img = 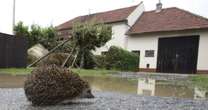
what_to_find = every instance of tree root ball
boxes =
[24,65,94,106]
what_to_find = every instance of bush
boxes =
[95,55,106,69]
[76,51,96,69]
[100,46,139,71]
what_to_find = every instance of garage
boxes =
[156,36,199,74]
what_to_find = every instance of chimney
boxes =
[156,0,162,13]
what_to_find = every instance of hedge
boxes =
[95,46,139,71]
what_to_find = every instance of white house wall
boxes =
[127,30,208,71]
[94,22,129,55]
[198,32,208,70]
[127,34,158,69]
[94,3,145,55]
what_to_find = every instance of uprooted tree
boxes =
[28,21,112,69]
[70,21,112,68]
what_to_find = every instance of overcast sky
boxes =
[0,0,208,34]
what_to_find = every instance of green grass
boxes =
[0,68,33,75]
[72,68,118,77]
[0,68,118,77]
[191,75,208,89]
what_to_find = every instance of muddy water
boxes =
[0,75,207,100]
[0,74,26,88]
[84,76,208,100]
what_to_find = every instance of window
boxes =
[145,50,154,57]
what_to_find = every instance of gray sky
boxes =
[0,0,208,34]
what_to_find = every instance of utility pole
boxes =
[88,8,92,16]
[12,0,16,34]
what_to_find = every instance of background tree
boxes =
[40,26,58,50]
[14,21,58,49]
[29,24,42,48]
[14,21,29,37]
[71,21,112,68]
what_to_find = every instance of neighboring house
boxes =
[56,2,208,74]
[0,32,28,68]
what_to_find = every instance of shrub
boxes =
[95,55,106,69]
[104,46,139,71]
[76,51,96,69]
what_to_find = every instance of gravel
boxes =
[1,88,208,110]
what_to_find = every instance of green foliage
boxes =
[29,24,42,48]
[97,46,139,71]
[14,21,29,37]
[95,55,106,69]
[72,68,118,77]
[76,51,96,69]
[0,68,33,75]
[71,21,112,68]
[14,21,111,69]
[191,75,208,90]
[40,26,58,50]
[14,21,58,49]
[72,21,112,50]
[0,68,117,76]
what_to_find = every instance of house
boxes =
[0,32,28,68]
[56,2,208,74]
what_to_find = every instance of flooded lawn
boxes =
[0,74,207,100]
[0,74,26,88]
[0,74,208,110]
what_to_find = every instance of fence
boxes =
[0,33,28,68]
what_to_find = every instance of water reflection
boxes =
[137,78,155,96]
[194,87,208,100]
[0,74,25,88]
[137,78,194,99]
[83,76,138,94]
[84,77,208,100]
[0,75,207,100]
[136,78,208,100]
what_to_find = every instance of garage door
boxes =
[157,36,199,74]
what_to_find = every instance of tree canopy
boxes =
[14,21,29,38]
[14,21,58,49]
[71,21,112,68]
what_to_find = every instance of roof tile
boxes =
[56,5,137,30]
[128,7,208,34]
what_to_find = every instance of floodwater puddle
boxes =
[84,76,208,100]
[0,74,207,100]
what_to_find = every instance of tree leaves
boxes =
[14,21,58,49]
[71,21,112,68]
